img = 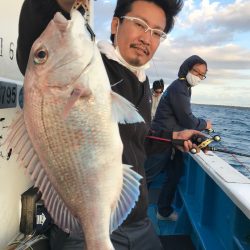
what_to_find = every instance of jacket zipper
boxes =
[129,125,138,171]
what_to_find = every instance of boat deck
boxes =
[148,173,195,250]
[148,153,250,250]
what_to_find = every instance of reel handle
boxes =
[213,135,221,142]
[190,148,198,154]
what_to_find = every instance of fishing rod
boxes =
[207,147,250,158]
[204,129,250,158]
[146,130,221,152]
[147,129,250,159]
[190,129,250,157]
[190,128,250,173]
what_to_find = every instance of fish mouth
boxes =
[48,46,95,90]
[54,12,68,27]
[47,60,92,90]
[53,56,85,71]
[69,54,94,86]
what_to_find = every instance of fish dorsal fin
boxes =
[111,91,145,124]
[5,113,81,234]
[109,164,142,233]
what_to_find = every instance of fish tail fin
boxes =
[109,164,142,233]
[111,91,144,124]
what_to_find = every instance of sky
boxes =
[93,0,250,107]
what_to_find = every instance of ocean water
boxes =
[192,104,250,178]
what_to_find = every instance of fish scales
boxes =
[25,88,120,208]
[6,10,144,250]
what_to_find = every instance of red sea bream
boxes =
[6,10,144,250]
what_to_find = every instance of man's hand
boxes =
[57,0,89,13]
[206,120,212,130]
[172,130,205,152]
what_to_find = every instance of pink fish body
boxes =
[6,10,144,250]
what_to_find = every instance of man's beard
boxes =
[129,58,142,67]
[129,43,150,66]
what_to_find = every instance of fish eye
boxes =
[34,47,48,64]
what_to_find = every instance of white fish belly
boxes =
[24,89,123,246]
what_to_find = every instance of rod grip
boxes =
[172,139,185,146]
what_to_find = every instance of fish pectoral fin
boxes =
[109,164,142,233]
[62,86,92,119]
[111,91,145,124]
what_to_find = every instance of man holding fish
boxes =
[16,0,202,249]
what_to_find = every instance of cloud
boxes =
[214,0,250,32]
[93,0,250,107]
[94,0,115,40]
[192,82,250,107]
[176,0,250,44]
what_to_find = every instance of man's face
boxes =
[153,88,163,97]
[111,1,166,66]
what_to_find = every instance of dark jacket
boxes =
[151,55,207,132]
[102,55,152,224]
[16,0,153,227]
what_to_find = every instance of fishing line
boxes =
[146,129,250,174]
[205,129,250,174]
[215,141,250,174]
[151,59,160,81]
[207,147,250,158]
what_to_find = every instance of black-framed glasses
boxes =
[192,68,206,80]
[120,16,167,42]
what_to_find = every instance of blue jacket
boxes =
[151,55,207,132]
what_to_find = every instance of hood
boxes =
[178,55,207,78]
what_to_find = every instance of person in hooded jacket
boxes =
[145,55,212,221]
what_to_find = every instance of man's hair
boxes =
[110,0,183,42]
[153,79,164,90]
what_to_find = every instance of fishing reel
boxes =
[190,133,221,154]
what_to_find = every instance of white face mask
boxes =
[186,72,201,87]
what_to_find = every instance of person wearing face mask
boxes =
[16,1,206,249]
[144,55,212,222]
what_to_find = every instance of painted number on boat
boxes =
[0,37,15,60]
[0,81,17,109]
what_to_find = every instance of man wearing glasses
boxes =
[146,55,212,222]
[17,1,203,249]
